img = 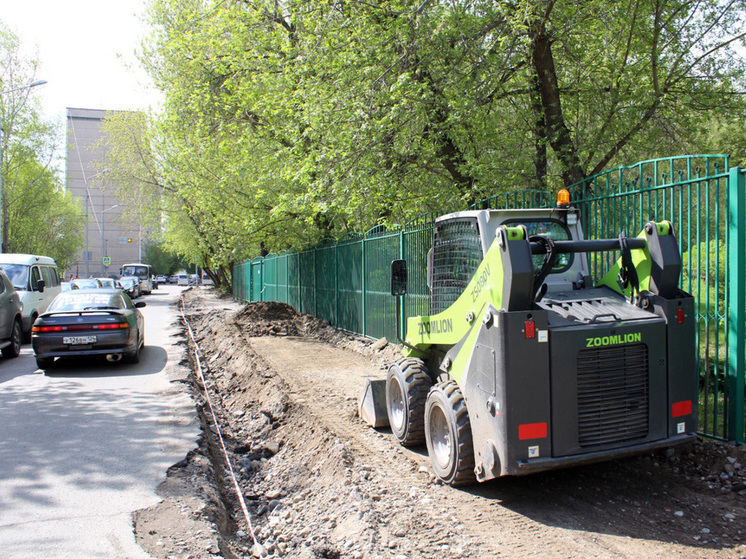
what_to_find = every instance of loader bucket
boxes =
[359,379,389,428]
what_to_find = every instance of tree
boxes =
[142,239,188,276]
[521,0,746,189]
[136,0,746,263]
[0,22,83,266]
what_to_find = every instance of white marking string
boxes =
[180,305,259,547]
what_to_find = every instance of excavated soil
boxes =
[139,288,746,558]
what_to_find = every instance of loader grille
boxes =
[430,218,483,315]
[576,342,649,447]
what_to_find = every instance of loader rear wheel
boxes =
[386,358,432,446]
[425,381,475,486]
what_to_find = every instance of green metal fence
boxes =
[233,155,745,443]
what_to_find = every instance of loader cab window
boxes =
[430,218,483,315]
[505,219,573,273]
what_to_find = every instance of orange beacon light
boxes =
[557,189,570,207]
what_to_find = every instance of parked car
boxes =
[0,269,23,359]
[155,275,168,285]
[169,275,179,284]
[177,274,189,286]
[96,277,118,289]
[0,254,62,340]
[31,288,146,370]
[119,276,140,299]
[71,278,103,290]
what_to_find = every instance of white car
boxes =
[0,254,62,339]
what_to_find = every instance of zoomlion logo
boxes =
[586,332,642,348]
[418,318,453,336]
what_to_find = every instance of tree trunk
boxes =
[530,28,586,190]
[529,70,548,190]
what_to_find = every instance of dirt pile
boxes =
[143,288,746,559]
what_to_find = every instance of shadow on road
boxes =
[41,345,168,378]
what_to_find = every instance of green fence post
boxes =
[727,166,745,443]
[361,235,367,338]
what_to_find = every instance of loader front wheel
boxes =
[386,358,432,446]
[425,381,475,486]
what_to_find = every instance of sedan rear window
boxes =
[48,293,125,312]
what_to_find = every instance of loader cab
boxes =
[428,208,590,314]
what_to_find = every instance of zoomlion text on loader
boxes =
[359,189,698,486]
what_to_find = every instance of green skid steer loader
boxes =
[359,191,697,485]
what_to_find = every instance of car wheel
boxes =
[36,356,55,370]
[2,319,22,358]
[124,341,140,364]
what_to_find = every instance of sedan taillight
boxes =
[33,322,129,333]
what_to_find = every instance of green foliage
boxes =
[0,22,83,270]
[128,0,746,271]
[143,239,188,275]
[682,238,727,317]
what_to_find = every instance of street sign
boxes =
[103,257,111,265]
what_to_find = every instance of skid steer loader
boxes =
[359,190,697,485]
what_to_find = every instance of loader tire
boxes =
[386,358,432,446]
[425,380,475,486]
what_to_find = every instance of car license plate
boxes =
[63,335,97,345]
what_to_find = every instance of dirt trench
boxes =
[141,288,746,559]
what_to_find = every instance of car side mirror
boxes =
[135,301,146,308]
[36,279,46,293]
[391,259,407,296]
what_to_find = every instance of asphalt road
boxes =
[0,285,199,558]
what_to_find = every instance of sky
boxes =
[1,0,162,125]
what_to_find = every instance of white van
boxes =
[0,254,61,339]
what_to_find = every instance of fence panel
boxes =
[314,243,338,325]
[251,258,263,302]
[363,229,401,341]
[337,236,363,334]
[299,249,316,315]
[233,261,249,301]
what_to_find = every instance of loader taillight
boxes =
[672,400,692,417]
[524,320,535,339]
[557,189,570,207]
[676,307,685,324]
[519,422,547,440]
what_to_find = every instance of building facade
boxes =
[66,108,143,279]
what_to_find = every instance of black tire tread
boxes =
[2,319,22,358]
[426,380,475,486]
[387,358,432,446]
[36,356,54,370]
